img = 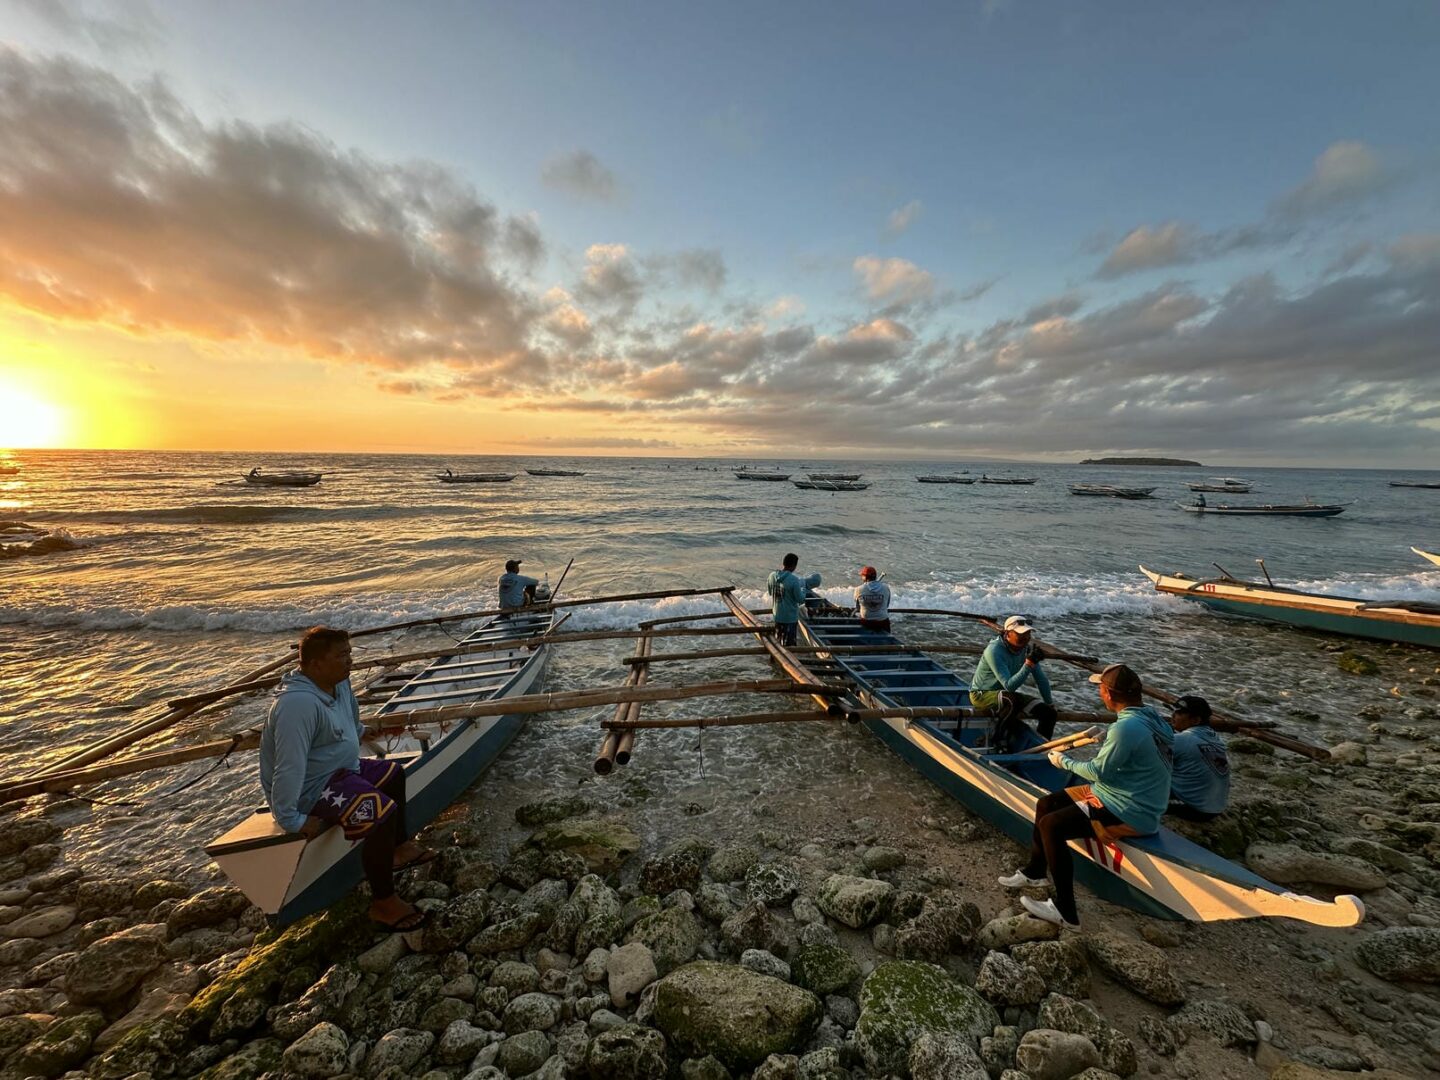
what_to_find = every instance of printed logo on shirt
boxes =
[1152,733,1173,768]
[1200,742,1230,776]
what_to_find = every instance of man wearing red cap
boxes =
[854,566,892,631]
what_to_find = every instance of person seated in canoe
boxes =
[260,626,435,932]
[969,615,1058,746]
[249,467,259,477]
[1195,493,1206,508]
[854,565,892,632]
[1166,694,1230,821]
[767,552,822,647]
[999,662,1174,928]
[497,558,539,610]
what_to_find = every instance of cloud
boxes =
[11,0,161,54]
[1273,141,1387,218]
[885,200,923,237]
[649,248,727,292]
[520,435,676,448]
[1096,222,1193,278]
[540,149,621,202]
[576,243,643,313]
[853,255,935,306]
[0,48,545,383]
[807,318,914,365]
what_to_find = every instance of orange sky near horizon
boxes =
[0,309,705,456]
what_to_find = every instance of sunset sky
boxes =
[0,1,1437,464]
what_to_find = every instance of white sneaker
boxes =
[1021,894,1080,929]
[997,870,1047,888]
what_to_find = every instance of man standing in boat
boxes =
[970,615,1058,745]
[260,627,433,932]
[854,566,892,632]
[1167,695,1230,821]
[1000,662,1174,928]
[767,552,822,647]
[498,559,539,610]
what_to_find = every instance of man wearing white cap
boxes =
[969,615,1058,746]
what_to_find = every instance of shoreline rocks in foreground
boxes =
[0,775,1439,1079]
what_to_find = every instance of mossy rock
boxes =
[88,1018,188,1080]
[625,906,704,974]
[7,1012,105,1076]
[790,942,861,995]
[654,961,820,1070]
[195,1036,284,1079]
[854,960,999,1075]
[527,818,641,874]
[515,794,591,827]
[1337,652,1381,677]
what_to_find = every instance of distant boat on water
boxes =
[979,474,1037,485]
[526,468,586,477]
[793,479,869,491]
[437,471,516,483]
[1187,477,1252,493]
[1415,548,1440,568]
[807,472,861,481]
[1069,483,1156,499]
[734,470,791,481]
[916,475,974,484]
[1391,480,1440,489]
[1180,499,1348,518]
[244,468,322,487]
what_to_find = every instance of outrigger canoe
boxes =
[734,471,791,481]
[1414,548,1440,567]
[1180,501,1347,517]
[1069,484,1156,499]
[1141,565,1440,649]
[793,479,870,491]
[795,603,1363,925]
[438,472,517,483]
[244,470,322,487]
[208,607,554,926]
[917,475,975,484]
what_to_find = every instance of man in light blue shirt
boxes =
[970,615,1058,745]
[766,552,822,647]
[999,663,1174,929]
[498,559,539,609]
[260,626,433,931]
[1167,695,1230,821]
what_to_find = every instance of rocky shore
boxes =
[4,722,1440,1080]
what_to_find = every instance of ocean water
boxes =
[1,450,1437,878]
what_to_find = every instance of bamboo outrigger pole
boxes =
[0,677,847,804]
[614,634,650,766]
[720,592,842,715]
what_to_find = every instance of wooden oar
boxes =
[721,592,842,715]
[1020,726,1103,755]
[548,558,575,604]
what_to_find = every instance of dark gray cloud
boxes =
[539,149,621,202]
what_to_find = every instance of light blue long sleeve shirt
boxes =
[1058,704,1174,835]
[766,569,822,624]
[259,673,362,832]
[970,637,1053,703]
[1171,725,1231,815]
[498,572,539,609]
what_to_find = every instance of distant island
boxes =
[1078,456,1201,466]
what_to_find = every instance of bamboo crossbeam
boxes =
[347,585,734,639]
[721,593,841,715]
[622,642,997,665]
[0,677,845,803]
[600,706,1116,731]
[639,607,769,628]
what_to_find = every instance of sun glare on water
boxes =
[0,382,67,448]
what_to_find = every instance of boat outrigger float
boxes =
[1141,564,1440,649]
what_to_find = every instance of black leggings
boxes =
[361,768,409,901]
[1022,791,1123,925]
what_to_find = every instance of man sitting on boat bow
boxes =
[1000,663,1174,928]
[260,626,434,932]
[970,615,1058,747]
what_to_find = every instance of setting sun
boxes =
[0,382,66,448]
